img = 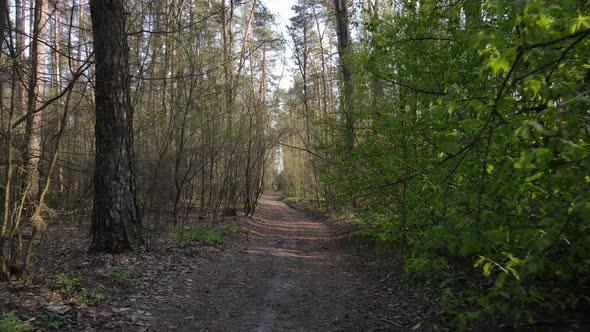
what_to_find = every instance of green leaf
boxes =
[526,259,543,274]
[460,236,481,256]
[441,141,460,154]
[506,266,520,280]
[474,256,486,267]
[524,119,544,133]
[526,171,544,182]
[436,133,460,155]
[572,201,590,219]
[483,262,493,276]
[524,77,543,96]
[494,272,508,288]
[488,48,511,74]
[485,229,506,243]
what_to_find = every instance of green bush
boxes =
[321,0,590,328]
[55,276,106,305]
[0,312,31,332]
[55,276,80,296]
[34,311,64,330]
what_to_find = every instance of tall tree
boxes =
[89,0,142,252]
[0,0,10,280]
[0,0,6,40]
[333,0,354,149]
[23,0,48,203]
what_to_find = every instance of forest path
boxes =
[146,193,423,331]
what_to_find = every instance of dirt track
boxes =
[146,194,429,331]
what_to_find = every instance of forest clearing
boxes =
[1,0,590,330]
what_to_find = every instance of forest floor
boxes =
[1,193,440,331]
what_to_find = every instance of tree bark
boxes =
[52,0,65,192]
[0,0,6,40]
[23,0,48,202]
[15,0,25,125]
[90,0,142,252]
[333,0,355,149]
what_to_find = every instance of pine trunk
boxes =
[90,0,142,252]
[334,0,354,149]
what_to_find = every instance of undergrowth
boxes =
[0,312,30,332]
[171,224,236,246]
[111,268,133,286]
[55,275,106,305]
[35,310,65,330]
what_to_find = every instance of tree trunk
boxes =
[0,0,10,280]
[52,0,65,192]
[90,0,143,252]
[0,0,6,46]
[24,0,48,203]
[333,0,354,149]
[15,0,25,128]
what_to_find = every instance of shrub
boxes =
[0,312,31,332]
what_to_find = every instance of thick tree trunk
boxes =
[334,0,354,149]
[90,0,143,252]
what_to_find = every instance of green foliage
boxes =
[55,276,106,305]
[0,312,31,332]
[56,276,80,296]
[171,224,235,246]
[322,0,590,328]
[111,268,133,286]
[346,227,399,260]
[88,287,106,305]
[34,311,64,330]
[74,287,106,305]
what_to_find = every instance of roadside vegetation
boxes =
[279,0,590,328]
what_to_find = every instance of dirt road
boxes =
[145,194,428,331]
